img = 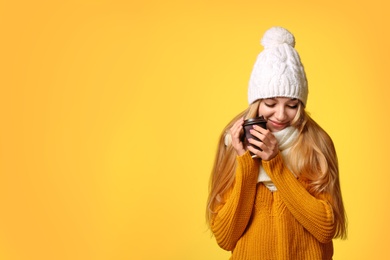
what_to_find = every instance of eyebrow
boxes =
[267,98,298,101]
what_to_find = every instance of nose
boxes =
[275,106,287,121]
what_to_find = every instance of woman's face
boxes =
[258,97,299,132]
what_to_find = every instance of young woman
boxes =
[206,27,347,259]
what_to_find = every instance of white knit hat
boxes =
[247,27,308,106]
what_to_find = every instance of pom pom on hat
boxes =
[261,26,295,49]
[248,26,308,106]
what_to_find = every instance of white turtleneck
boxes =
[257,126,299,191]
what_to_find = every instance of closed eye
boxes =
[264,103,276,107]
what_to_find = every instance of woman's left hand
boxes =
[247,125,279,161]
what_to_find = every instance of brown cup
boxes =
[243,116,267,155]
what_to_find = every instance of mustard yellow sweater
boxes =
[211,151,336,259]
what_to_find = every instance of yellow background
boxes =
[0,0,389,259]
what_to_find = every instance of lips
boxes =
[268,120,288,129]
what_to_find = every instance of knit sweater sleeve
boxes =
[262,153,336,243]
[211,151,259,251]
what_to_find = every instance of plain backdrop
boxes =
[0,0,389,259]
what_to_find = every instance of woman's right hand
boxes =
[230,117,246,156]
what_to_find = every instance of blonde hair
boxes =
[206,100,347,239]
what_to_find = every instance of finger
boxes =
[249,129,274,150]
[248,144,274,161]
[230,125,242,140]
[248,145,268,158]
[252,127,276,147]
[250,125,269,142]
[230,118,244,138]
[247,145,259,156]
[232,117,244,130]
[248,139,273,158]
[252,124,267,134]
[229,118,247,155]
[248,132,276,153]
[249,128,265,142]
[248,133,263,148]
[263,134,278,148]
[230,118,245,146]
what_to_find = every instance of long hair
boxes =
[206,100,260,223]
[288,107,347,239]
[206,100,347,239]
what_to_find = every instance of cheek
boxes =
[287,110,298,123]
[287,110,298,120]
[258,105,272,118]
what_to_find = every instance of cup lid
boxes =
[243,116,267,125]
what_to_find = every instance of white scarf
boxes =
[257,126,299,191]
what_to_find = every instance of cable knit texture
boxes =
[211,151,336,259]
[247,27,308,106]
